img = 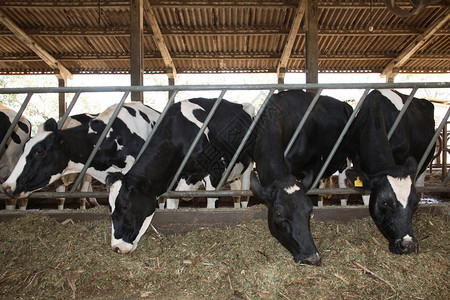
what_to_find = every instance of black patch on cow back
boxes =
[139,110,150,123]
[18,120,30,134]
[123,106,136,117]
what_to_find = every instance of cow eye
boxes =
[380,200,390,208]
[32,148,45,157]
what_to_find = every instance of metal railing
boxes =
[0,82,449,203]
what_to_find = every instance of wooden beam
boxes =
[381,7,450,79]
[276,0,305,82]
[58,78,67,118]
[306,0,319,85]
[144,1,177,79]
[0,10,72,80]
[130,0,144,102]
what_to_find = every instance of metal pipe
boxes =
[0,93,33,153]
[0,82,448,94]
[133,90,178,165]
[416,106,450,177]
[58,91,81,129]
[387,87,417,140]
[167,90,227,191]
[216,89,276,190]
[311,88,371,189]
[69,91,130,192]
[284,88,323,157]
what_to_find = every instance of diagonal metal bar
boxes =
[387,87,417,140]
[58,91,81,129]
[216,89,276,190]
[416,106,450,178]
[167,90,227,192]
[70,91,130,192]
[284,88,323,157]
[133,90,179,166]
[0,93,33,153]
[311,88,371,189]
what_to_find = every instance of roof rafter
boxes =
[276,0,306,81]
[381,6,450,79]
[0,10,72,80]
[144,1,177,79]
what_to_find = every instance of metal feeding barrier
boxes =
[0,82,449,206]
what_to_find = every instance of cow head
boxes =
[2,118,69,198]
[250,172,321,266]
[346,156,419,254]
[106,172,157,254]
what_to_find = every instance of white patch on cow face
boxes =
[284,184,301,194]
[3,131,52,191]
[111,212,155,254]
[387,175,412,208]
[378,89,403,111]
[180,100,209,139]
[108,180,122,213]
[403,234,412,242]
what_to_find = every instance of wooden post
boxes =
[58,78,66,118]
[305,0,318,88]
[130,0,144,102]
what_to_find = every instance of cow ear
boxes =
[43,118,58,132]
[250,171,270,203]
[106,172,125,187]
[300,169,314,189]
[345,168,370,189]
[405,156,418,180]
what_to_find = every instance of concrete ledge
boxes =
[0,204,448,235]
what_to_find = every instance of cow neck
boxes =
[125,137,183,198]
[58,124,93,164]
[351,100,397,176]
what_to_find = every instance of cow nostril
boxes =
[113,247,121,254]
[300,252,322,266]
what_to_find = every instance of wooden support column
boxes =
[130,0,144,102]
[58,78,66,118]
[305,0,319,86]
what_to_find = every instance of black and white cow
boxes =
[106,98,254,254]
[55,113,100,210]
[344,89,435,254]
[2,102,160,199]
[250,90,353,266]
[0,104,31,210]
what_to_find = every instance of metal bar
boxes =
[69,91,130,192]
[133,90,178,166]
[0,82,448,94]
[284,88,323,157]
[387,87,417,140]
[3,185,448,200]
[58,91,81,129]
[167,90,227,192]
[311,88,371,189]
[416,106,450,177]
[216,89,276,190]
[0,93,33,153]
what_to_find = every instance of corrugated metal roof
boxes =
[0,0,448,76]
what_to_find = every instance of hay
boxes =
[0,206,448,299]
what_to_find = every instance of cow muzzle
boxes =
[390,236,418,254]
[294,252,322,266]
[111,240,135,254]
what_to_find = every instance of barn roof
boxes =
[0,1,448,79]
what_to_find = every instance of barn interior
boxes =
[0,1,449,208]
